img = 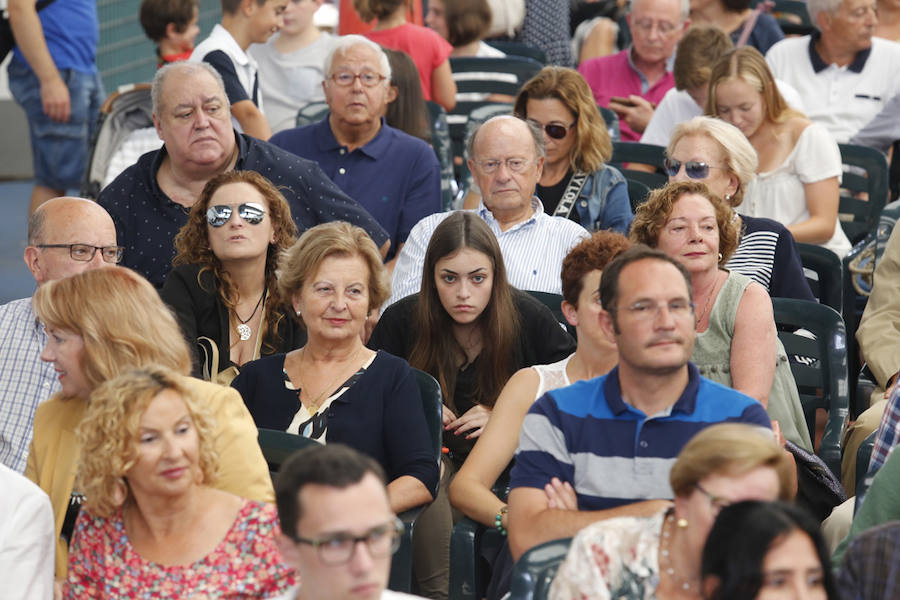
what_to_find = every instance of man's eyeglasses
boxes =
[630,18,680,36]
[472,158,534,174]
[291,517,404,566]
[528,119,576,140]
[329,71,388,87]
[663,158,724,180]
[36,244,124,264]
[620,299,694,321]
[206,203,267,227]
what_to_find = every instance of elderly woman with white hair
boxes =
[665,116,814,301]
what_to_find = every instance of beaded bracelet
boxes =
[494,505,508,536]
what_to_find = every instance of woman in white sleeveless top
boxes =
[448,231,629,529]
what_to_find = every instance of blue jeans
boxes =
[8,59,104,190]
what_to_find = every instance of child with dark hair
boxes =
[139,0,201,65]
[190,0,289,140]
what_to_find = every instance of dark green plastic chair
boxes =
[525,291,575,337]
[295,101,329,127]
[388,368,444,593]
[449,57,543,97]
[448,474,511,600]
[626,176,653,213]
[839,143,890,245]
[597,106,621,142]
[796,243,842,312]
[609,141,667,171]
[425,101,456,211]
[257,428,318,478]
[758,0,815,35]
[772,298,850,477]
[485,41,548,64]
[508,537,573,600]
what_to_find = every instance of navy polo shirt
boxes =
[511,363,771,510]
[270,117,441,258]
[98,131,389,288]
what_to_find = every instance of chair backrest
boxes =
[257,428,319,478]
[838,143,890,245]
[509,537,573,600]
[610,141,667,171]
[772,298,850,477]
[484,40,548,64]
[425,100,457,211]
[626,176,653,213]
[597,106,621,142]
[796,243,842,311]
[854,430,877,513]
[412,368,443,468]
[295,101,330,127]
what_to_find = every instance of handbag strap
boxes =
[553,171,590,220]
[735,0,774,47]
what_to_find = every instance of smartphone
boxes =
[609,96,637,107]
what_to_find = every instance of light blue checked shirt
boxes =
[386,199,589,308]
[0,298,59,473]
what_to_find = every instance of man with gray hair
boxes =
[385,115,588,307]
[577,0,690,141]
[98,60,389,288]
[270,36,441,262]
[766,0,900,143]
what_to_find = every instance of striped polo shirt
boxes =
[510,363,771,510]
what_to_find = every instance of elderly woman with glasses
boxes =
[160,170,304,383]
[509,66,633,234]
[631,181,812,450]
[665,116,814,301]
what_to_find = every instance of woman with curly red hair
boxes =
[161,170,303,383]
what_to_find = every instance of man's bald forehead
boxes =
[29,197,114,245]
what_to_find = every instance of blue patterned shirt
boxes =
[0,298,59,473]
[385,199,588,307]
[870,383,900,474]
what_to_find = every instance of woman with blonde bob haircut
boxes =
[552,423,794,599]
[232,222,437,514]
[64,366,294,597]
[29,267,273,579]
[511,66,633,233]
[162,170,302,383]
[631,181,812,451]
[666,116,813,300]
[706,47,850,257]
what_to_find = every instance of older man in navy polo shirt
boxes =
[270,36,441,263]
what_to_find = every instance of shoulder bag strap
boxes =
[553,171,590,220]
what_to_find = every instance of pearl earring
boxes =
[676,517,688,528]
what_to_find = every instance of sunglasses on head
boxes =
[206,202,267,227]
[663,158,721,180]
[527,119,575,140]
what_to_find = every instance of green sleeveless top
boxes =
[692,271,813,451]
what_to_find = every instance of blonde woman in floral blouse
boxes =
[549,424,793,600]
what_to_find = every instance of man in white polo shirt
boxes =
[765,0,900,143]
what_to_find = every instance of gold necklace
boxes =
[659,513,700,593]
[298,346,363,412]
[695,271,721,326]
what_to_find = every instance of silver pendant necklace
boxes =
[235,288,266,342]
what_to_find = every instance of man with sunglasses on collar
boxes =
[98,60,389,289]
[270,36,442,265]
[0,197,119,475]
[385,115,588,307]
[271,443,423,600]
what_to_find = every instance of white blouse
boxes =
[741,123,851,257]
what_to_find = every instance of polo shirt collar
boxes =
[314,114,389,159]
[626,45,675,84]
[152,130,245,202]
[808,30,871,73]
[477,196,543,228]
[603,362,701,416]
[210,24,254,69]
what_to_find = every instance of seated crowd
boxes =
[7,0,900,597]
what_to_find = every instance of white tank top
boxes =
[533,354,573,399]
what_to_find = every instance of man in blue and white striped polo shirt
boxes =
[507,245,771,560]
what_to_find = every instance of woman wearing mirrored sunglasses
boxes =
[706,47,850,258]
[509,66,633,234]
[161,170,303,384]
[631,181,813,451]
[666,116,814,302]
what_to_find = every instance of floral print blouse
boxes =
[64,500,296,598]
[549,508,667,600]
